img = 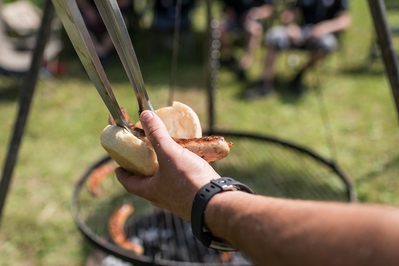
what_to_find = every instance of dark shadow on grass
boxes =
[274,77,307,104]
[235,76,306,104]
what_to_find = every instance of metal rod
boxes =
[205,0,216,133]
[93,0,154,114]
[167,0,183,106]
[0,0,54,227]
[313,67,338,162]
[53,0,131,129]
[367,0,399,121]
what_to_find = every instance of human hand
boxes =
[309,24,329,41]
[286,24,302,46]
[115,111,221,221]
[280,9,295,25]
[245,7,261,21]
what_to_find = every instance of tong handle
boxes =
[93,0,155,114]
[52,0,131,130]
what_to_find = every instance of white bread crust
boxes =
[100,125,158,176]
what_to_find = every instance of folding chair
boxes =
[0,0,63,76]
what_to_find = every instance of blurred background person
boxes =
[218,0,274,80]
[76,0,133,64]
[0,0,64,76]
[244,0,351,100]
[151,0,196,32]
[149,0,197,57]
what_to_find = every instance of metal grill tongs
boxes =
[51,0,154,130]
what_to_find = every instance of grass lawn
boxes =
[1,0,399,265]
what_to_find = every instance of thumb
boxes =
[139,110,178,155]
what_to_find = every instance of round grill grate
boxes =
[71,130,356,266]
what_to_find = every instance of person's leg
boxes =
[99,33,115,61]
[289,33,337,95]
[218,19,238,67]
[289,50,325,95]
[238,19,264,71]
[261,46,278,89]
[87,31,106,57]
[244,26,290,99]
[243,47,278,99]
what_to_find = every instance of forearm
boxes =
[313,11,351,35]
[205,192,399,266]
[280,9,296,25]
[246,5,273,21]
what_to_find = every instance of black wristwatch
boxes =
[191,177,255,251]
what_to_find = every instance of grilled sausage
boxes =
[109,204,144,255]
[173,136,233,162]
[109,111,233,163]
[87,162,116,196]
[130,126,232,162]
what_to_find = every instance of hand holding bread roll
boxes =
[100,125,158,176]
[100,101,231,177]
[115,110,221,221]
[135,101,202,138]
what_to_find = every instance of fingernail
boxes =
[140,111,154,122]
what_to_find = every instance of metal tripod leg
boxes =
[0,0,54,227]
[367,0,399,122]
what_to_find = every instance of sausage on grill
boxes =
[87,162,116,196]
[109,204,144,255]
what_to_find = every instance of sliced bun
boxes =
[100,125,158,177]
[136,101,202,138]
[101,101,201,176]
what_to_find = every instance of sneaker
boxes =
[236,67,247,80]
[289,73,305,96]
[220,56,238,69]
[244,81,274,100]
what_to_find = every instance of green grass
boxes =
[1,1,399,265]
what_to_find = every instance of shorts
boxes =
[153,13,191,31]
[265,25,338,53]
[225,16,265,35]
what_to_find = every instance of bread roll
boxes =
[135,101,202,138]
[100,125,158,176]
[100,101,202,176]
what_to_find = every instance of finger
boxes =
[115,167,149,199]
[139,111,181,156]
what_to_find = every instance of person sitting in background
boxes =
[244,0,351,99]
[218,0,274,80]
[152,0,196,32]
[149,0,197,56]
[116,110,399,266]
[76,0,133,64]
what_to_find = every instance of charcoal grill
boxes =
[72,155,252,266]
[71,129,355,266]
[71,2,355,265]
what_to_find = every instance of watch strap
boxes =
[191,177,255,251]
